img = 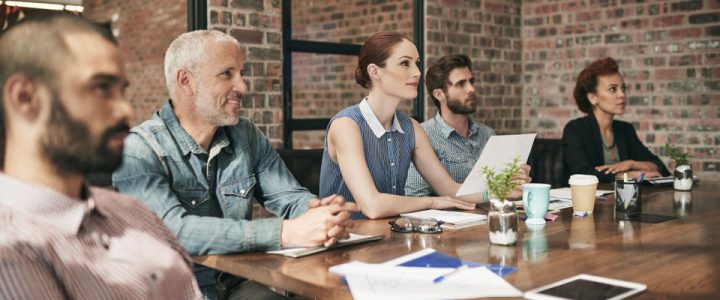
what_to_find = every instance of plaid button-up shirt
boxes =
[0,173,200,299]
[405,113,495,196]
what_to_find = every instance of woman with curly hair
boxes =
[562,57,670,183]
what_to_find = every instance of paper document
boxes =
[332,248,516,278]
[401,209,486,229]
[547,198,573,211]
[339,262,522,300]
[457,134,536,196]
[267,233,383,258]
[549,187,612,200]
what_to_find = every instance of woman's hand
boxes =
[429,196,477,211]
[508,164,532,200]
[619,170,662,180]
[596,160,634,174]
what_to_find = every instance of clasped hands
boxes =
[281,194,358,248]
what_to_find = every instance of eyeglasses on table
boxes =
[389,217,444,234]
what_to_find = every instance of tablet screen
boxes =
[537,278,633,300]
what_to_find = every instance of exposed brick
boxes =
[667,82,699,93]
[605,34,631,44]
[231,0,263,11]
[230,29,263,44]
[705,81,720,91]
[525,17,543,26]
[672,0,703,12]
[653,15,685,27]
[688,13,720,24]
[248,47,280,60]
[668,28,703,39]
[707,26,720,36]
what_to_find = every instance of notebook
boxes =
[401,209,487,230]
[267,233,384,258]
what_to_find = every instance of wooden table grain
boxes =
[193,182,720,299]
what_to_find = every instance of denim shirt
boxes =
[112,101,313,289]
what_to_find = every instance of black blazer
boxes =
[562,114,670,183]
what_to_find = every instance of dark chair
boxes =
[85,172,115,189]
[275,148,324,195]
[527,138,566,188]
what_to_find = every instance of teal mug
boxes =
[522,183,551,225]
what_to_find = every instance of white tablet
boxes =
[524,274,646,300]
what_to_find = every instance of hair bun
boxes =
[355,66,368,88]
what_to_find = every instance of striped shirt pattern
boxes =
[320,99,416,219]
[0,173,200,299]
[405,113,495,196]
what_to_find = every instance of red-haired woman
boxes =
[562,57,670,183]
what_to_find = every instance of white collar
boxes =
[359,98,404,138]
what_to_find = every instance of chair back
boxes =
[527,138,566,188]
[275,148,324,195]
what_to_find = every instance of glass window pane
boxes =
[291,52,419,120]
[292,130,326,149]
[291,0,415,44]
[291,52,364,119]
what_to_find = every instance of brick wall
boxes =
[209,0,284,147]
[522,0,720,176]
[84,0,718,176]
[425,0,523,134]
[83,0,186,126]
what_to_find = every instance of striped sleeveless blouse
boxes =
[319,101,415,219]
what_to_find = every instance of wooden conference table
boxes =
[193,182,720,299]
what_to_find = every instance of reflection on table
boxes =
[193,181,720,299]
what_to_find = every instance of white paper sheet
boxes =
[340,262,522,300]
[456,133,537,196]
[400,209,486,224]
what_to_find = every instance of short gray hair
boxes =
[164,30,240,99]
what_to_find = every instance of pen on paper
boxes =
[432,265,468,283]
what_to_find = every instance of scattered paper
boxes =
[549,187,612,200]
[457,134,536,196]
[339,262,522,300]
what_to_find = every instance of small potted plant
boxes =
[665,142,693,191]
[481,157,521,245]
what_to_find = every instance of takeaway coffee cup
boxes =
[569,175,599,215]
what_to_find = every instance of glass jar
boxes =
[673,165,693,191]
[488,199,518,245]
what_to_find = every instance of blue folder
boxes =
[397,250,517,277]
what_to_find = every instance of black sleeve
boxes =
[562,121,616,183]
[622,124,671,176]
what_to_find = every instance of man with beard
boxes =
[405,55,530,197]
[112,30,356,300]
[0,15,200,299]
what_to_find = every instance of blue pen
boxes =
[432,265,468,283]
[637,172,645,183]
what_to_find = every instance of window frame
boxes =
[281,0,424,148]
